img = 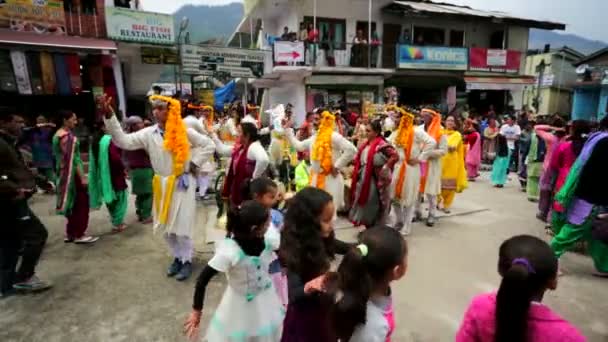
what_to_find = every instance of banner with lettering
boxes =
[0,0,67,35]
[10,50,32,95]
[105,7,175,45]
[398,45,468,71]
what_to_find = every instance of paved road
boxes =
[1,173,607,341]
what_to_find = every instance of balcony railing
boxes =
[65,9,107,39]
[273,41,396,69]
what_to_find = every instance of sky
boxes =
[142,0,608,42]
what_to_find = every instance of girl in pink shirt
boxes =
[456,235,586,342]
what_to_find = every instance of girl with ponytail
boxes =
[456,235,585,342]
[331,225,408,341]
[184,201,284,341]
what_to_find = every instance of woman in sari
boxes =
[464,119,481,181]
[551,117,608,276]
[482,117,499,163]
[52,110,98,244]
[440,116,468,213]
[549,120,590,235]
[536,118,567,222]
[349,119,398,229]
[88,123,128,233]
[490,134,510,188]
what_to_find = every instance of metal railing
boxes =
[273,41,397,69]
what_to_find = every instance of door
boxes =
[383,24,401,69]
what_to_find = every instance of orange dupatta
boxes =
[394,111,415,199]
[419,109,442,193]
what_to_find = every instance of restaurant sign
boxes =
[105,7,174,45]
[0,0,67,35]
[398,45,468,71]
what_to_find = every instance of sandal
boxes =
[74,236,99,244]
[111,224,127,234]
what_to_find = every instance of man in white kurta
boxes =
[417,123,448,227]
[285,123,357,216]
[183,110,215,200]
[388,125,435,235]
[103,103,215,281]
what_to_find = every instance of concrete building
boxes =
[232,0,565,123]
[571,47,608,121]
[522,47,584,116]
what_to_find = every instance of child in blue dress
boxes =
[184,200,284,341]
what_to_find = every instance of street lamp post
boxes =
[175,16,190,95]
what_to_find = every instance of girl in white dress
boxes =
[184,201,284,341]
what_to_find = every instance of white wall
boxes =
[268,83,307,125]
[117,43,166,96]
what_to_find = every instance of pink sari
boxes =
[465,132,481,179]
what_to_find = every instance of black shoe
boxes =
[426,215,437,227]
[175,262,192,281]
[167,258,182,277]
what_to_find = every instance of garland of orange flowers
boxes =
[310,111,335,190]
[150,95,190,174]
[148,95,191,224]
[394,111,415,199]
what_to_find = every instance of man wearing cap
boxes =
[102,96,215,281]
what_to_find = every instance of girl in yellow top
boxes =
[440,116,468,213]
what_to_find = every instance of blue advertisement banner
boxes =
[398,45,468,71]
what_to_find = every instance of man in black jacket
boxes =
[0,110,51,297]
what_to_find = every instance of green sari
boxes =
[89,134,128,226]
[52,131,84,216]
[551,132,608,273]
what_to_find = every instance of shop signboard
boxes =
[140,47,178,65]
[181,45,267,78]
[105,7,174,45]
[274,41,304,63]
[0,0,67,35]
[398,45,468,71]
[469,48,521,73]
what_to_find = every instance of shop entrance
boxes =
[467,90,510,116]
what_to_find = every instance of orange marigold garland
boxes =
[394,110,415,199]
[310,111,335,190]
[150,95,190,175]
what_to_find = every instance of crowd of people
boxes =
[1,92,606,341]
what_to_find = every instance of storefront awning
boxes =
[465,76,535,91]
[0,31,117,51]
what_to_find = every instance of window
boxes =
[449,30,465,47]
[304,16,346,50]
[413,26,445,46]
[490,31,505,49]
[114,0,131,8]
[63,0,97,14]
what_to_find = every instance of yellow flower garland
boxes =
[393,110,415,199]
[202,105,214,131]
[151,95,190,175]
[310,111,335,190]
[149,95,190,225]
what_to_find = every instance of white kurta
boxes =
[213,136,270,178]
[423,133,448,196]
[183,115,216,174]
[286,129,357,211]
[104,115,215,238]
[388,127,435,207]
